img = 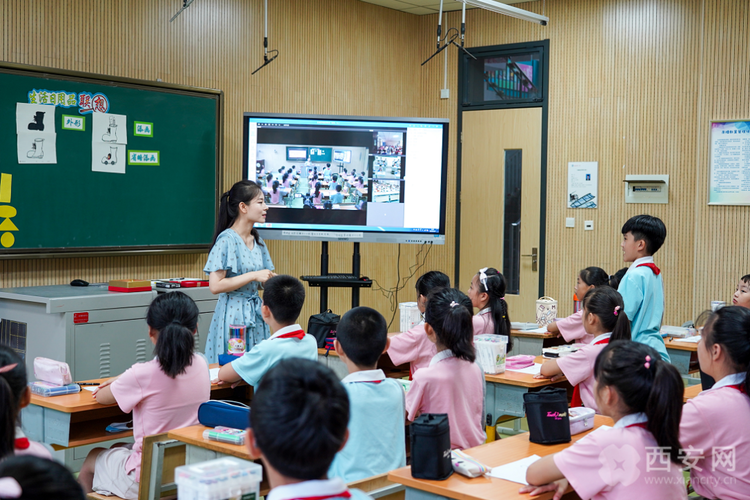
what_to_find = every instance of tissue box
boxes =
[474,334,507,374]
[175,457,262,500]
[399,302,421,332]
[569,407,596,435]
[108,280,152,292]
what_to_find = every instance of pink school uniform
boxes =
[405,351,485,450]
[270,189,282,204]
[472,308,494,335]
[556,333,610,412]
[555,310,594,344]
[680,373,750,500]
[554,413,687,500]
[109,355,210,482]
[387,322,436,378]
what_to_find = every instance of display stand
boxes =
[300,242,372,312]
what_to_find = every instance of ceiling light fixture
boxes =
[458,0,548,26]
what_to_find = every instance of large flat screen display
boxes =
[243,113,449,244]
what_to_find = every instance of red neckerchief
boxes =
[636,263,661,275]
[289,492,351,500]
[274,329,305,340]
[726,384,747,395]
[570,336,610,408]
[625,422,648,429]
[14,437,30,450]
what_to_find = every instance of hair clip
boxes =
[614,306,621,316]
[644,355,651,369]
[478,267,490,291]
[449,301,459,308]
[0,477,22,498]
[0,363,18,374]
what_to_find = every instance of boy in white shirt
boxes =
[215,275,317,389]
[328,307,406,482]
[247,359,373,500]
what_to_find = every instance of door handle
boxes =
[521,247,538,272]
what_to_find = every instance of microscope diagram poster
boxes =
[92,112,127,174]
[567,161,598,208]
[16,103,57,164]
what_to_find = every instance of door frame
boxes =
[455,39,550,297]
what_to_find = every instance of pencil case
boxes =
[33,357,73,386]
[505,355,535,370]
[198,400,250,430]
[203,426,247,445]
[30,381,81,397]
[568,407,596,435]
[451,449,490,478]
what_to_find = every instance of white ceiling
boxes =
[359,0,533,16]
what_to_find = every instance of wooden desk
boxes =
[388,415,614,500]
[484,356,569,435]
[508,329,561,357]
[684,383,702,402]
[318,346,409,380]
[664,338,699,377]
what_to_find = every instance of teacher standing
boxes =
[203,180,275,363]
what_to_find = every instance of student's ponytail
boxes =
[703,306,750,391]
[581,287,631,342]
[272,180,279,194]
[211,180,265,249]
[424,288,475,362]
[147,292,199,379]
[0,346,27,460]
[594,341,683,463]
[476,268,513,352]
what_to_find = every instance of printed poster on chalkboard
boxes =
[92,113,127,174]
[709,120,750,205]
[15,103,57,164]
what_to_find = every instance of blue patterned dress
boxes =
[203,228,275,363]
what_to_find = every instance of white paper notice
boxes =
[92,142,125,174]
[16,103,56,134]
[17,133,57,164]
[82,386,97,392]
[209,368,220,380]
[92,113,128,145]
[676,335,701,343]
[567,162,598,208]
[506,363,542,375]
[709,121,750,205]
[487,455,542,485]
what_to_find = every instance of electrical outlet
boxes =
[440,88,450,99]
[565,218,575,228]
[584,220,594,231]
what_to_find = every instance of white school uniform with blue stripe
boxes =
[328,369,406,482]
[230,324,318,389]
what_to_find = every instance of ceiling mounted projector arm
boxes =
[252,0,279,75]
[169,0,195,22]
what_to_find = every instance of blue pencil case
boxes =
[30,382,81,397]
[198,400,251,430]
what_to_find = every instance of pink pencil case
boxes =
[33,357,73,386]
[505,355,535,370]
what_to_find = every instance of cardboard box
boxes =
[108,280,152,293]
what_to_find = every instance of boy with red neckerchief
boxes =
[618,214,670,362]
[215,275,318,389]
[247,358,373,500]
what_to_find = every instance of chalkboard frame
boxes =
[0,62,223,259]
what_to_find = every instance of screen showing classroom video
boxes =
[244,116,447,235]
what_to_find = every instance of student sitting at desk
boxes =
[330,185,345,204]
[269,180,282,205]
[329,307,406,482]
[388,271,451,377]
[733,273,750,308]
[80,292,211,499]
[247,359,373,500]
[679,306,750,500]
[405,288,485,450]
[0,345,51,460]
[0,456,85,500]
[312,181,323,204]
[216,275,318,389]
[467,267,513,351]
[546,267,609,345]
[537,287,631,412]
[330,173,339,192]
[522,341,686,500]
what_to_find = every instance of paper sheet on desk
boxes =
[675,335,701,343]
[209,367,220,380]
[506,363,542,375]
[487,455,541,485]
[82,386,97,392]
[527,327,549,334]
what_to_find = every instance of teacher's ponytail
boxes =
[211,180,265,249]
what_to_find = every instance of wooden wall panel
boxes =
[418,0,746,326]
[0,0,452,329]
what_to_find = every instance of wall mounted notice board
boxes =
[709,120,750,205]
[0,63,222,257]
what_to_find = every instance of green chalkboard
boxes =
[309,146,332,162]
[0,63,221,257]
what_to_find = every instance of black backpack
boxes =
[307,309,340,349]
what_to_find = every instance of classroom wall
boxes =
[418,0,750,325]
[0,0,451,329]
[2,0,748,329]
